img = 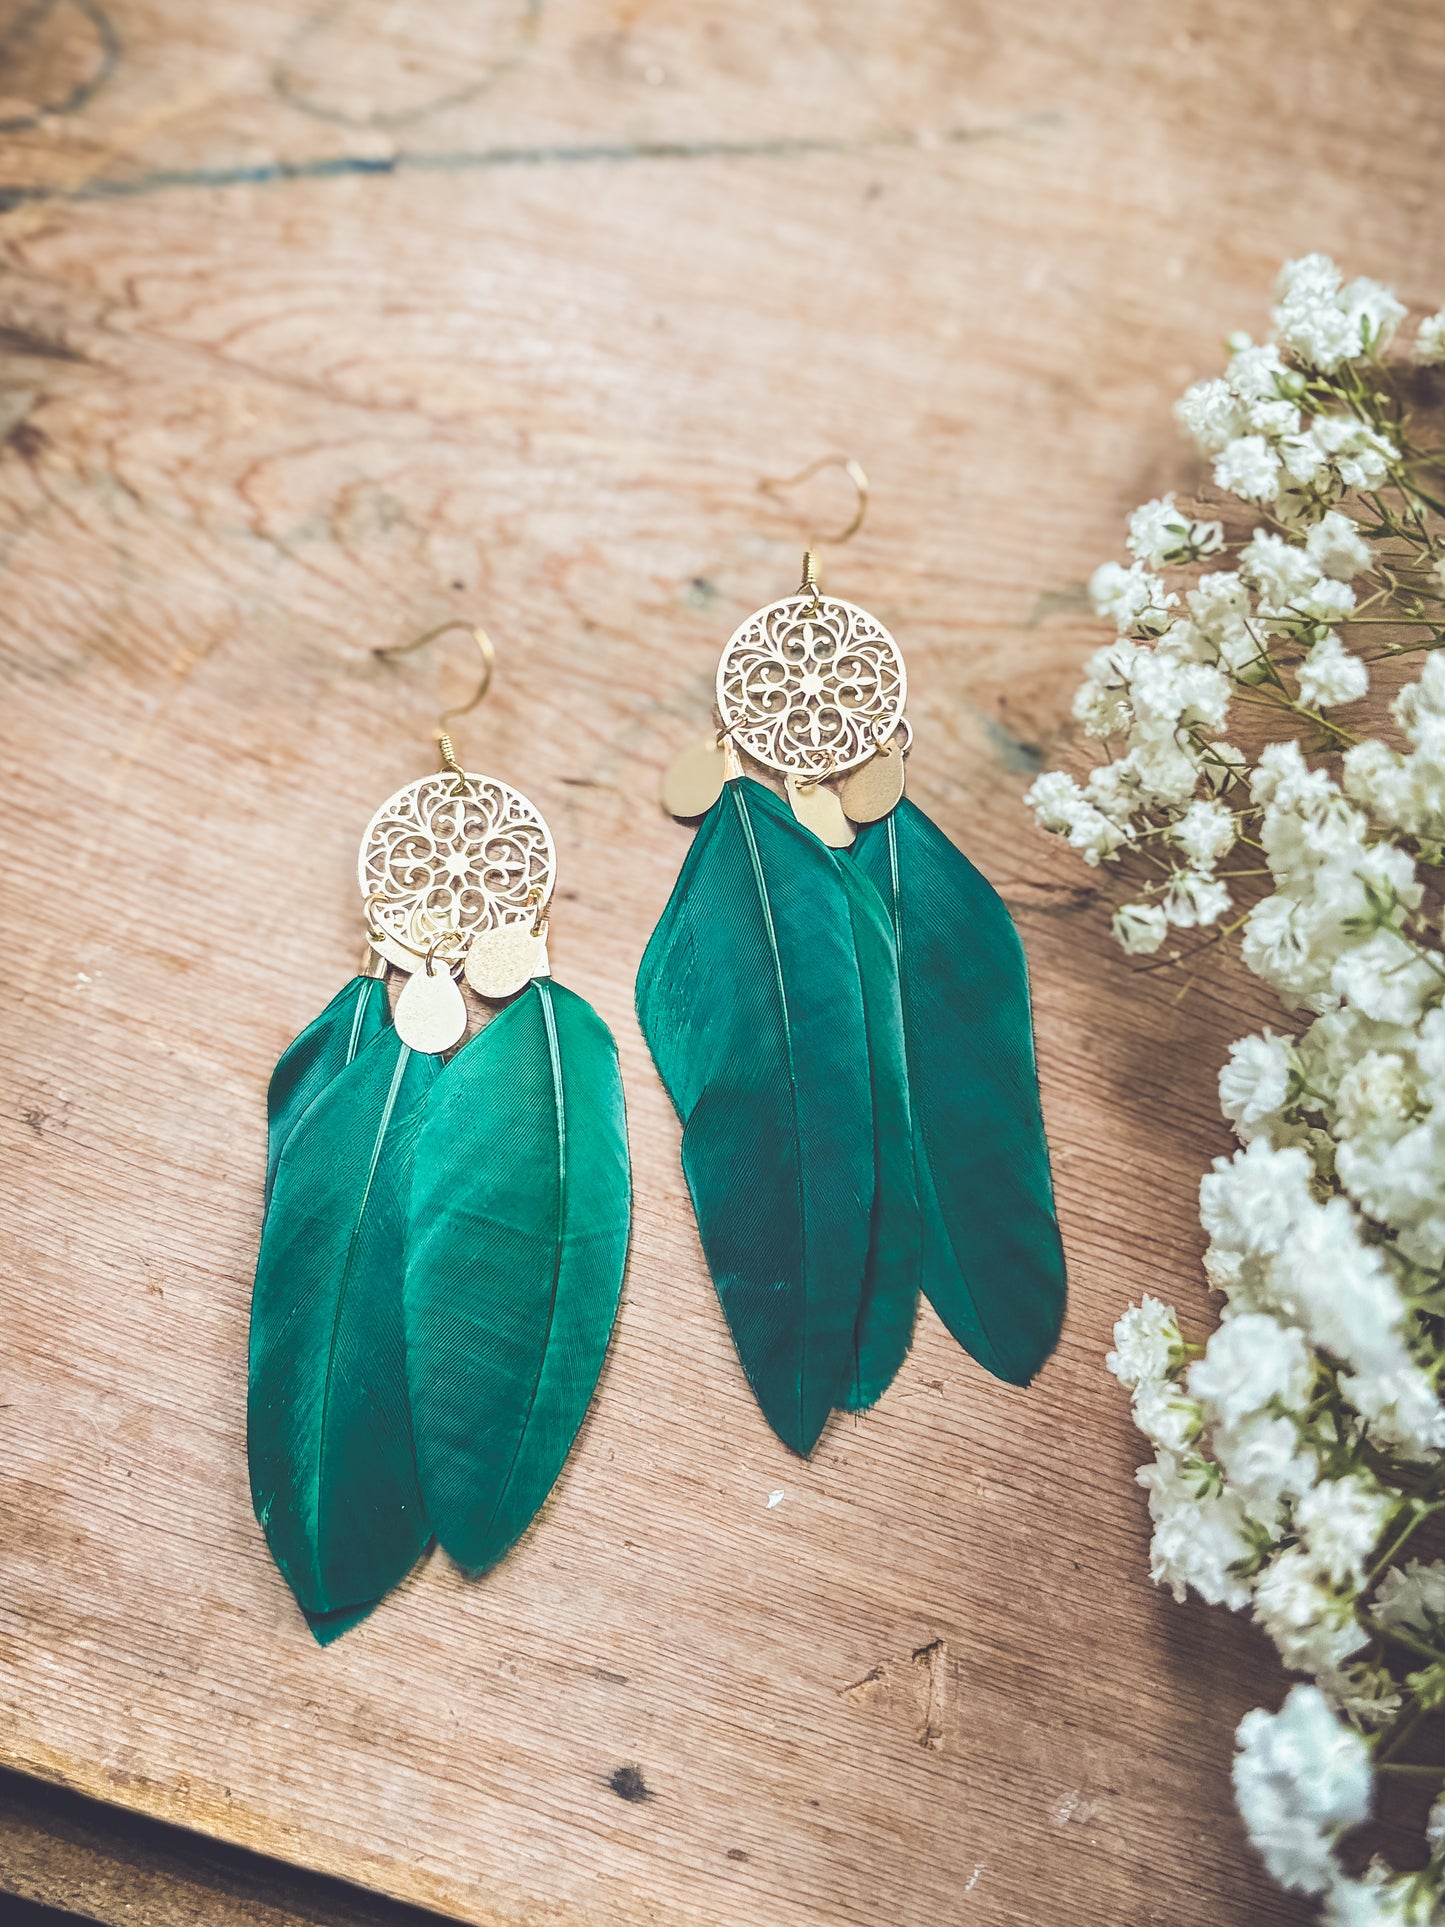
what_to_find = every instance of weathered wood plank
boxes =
[3,1,1442,1921]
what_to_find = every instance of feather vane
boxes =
[636,778,875,1454]
[403,980,630,1572]
[852,799,1066,1384]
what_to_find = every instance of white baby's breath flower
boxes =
[1324,1862,1440,1925]
[1065,804,1130,867]
[1138,1453,1259,1609]
[1172,798,1237,869]
[1414,310,1445,366]
[1241,530,1322,615]
[1025,770,1087,834]
[1126,493,1224,568]
[1107,1295,1186,1390]
[1188,570,1253,638]
[1371,1559,1445,1639]
[1190,1311,1315,1426]
[1299,634,1369,711]
[1294,1475,1396,1586]
[1088,559,1177,634]
[1111,900,1168,955]
[1215,434,1282,503]
[1331,930,1437,1029]
[1219,1031,1294,1136]
[1307,512,1373,581]
[1313,415,1398,491]
[1164,868,1231,929]
[1200,1138,1316,1260]
[1315,1660,1403,1731]
[1341,1367,1445,1459]
[1274,254,1406,371]
[1132,1380,1204,1453]
[1342,740,1420,833]
[1176,376,1246,455]
[1267,1192,1414,1379]
[1213,1411,1318,1525]
[1253,1546,1369,1675]
[1233,1684,1372,1895]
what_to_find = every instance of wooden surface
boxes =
[3,2,1444,1922]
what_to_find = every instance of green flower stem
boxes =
[1365,1502,1445,1593]
[1374,1621,1445,1668]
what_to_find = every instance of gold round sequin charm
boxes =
[661,737,728,819]
[839,741,907,824]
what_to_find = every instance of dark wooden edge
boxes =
[0,1765,469,1927]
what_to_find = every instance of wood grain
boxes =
[3,1,1444,1921]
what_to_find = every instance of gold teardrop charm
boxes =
[661,737,727,818]
[785,774,854,848]
[839,744,906,824]
[393,964,467,1054]
[464,918,549,999]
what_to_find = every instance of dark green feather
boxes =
[249,1024,437,1635]
[264,975,389,1207]
[403,979,630,1573]
[833,856,921,1411]
[852,799,1065,1384]
[635,778,875,1456]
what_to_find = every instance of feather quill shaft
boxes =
[833,855,921,1411]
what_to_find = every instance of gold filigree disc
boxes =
[716,594,907,780]
[358,770,556,974]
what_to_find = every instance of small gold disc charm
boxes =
[464,918,549,999]
[394,965,468,1054]
[661,737,727,818]
[839,744,906,824]
[785,774,854,849]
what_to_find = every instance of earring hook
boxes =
[758,455,868,614]
[758,455,869,547]
[372,620,496,773]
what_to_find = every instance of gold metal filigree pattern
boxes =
[715,594,907,778]
[358,772,555,967]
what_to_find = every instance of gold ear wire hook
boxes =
[758,455,868,615]
[372,620,497,773]
[759,455,869,545]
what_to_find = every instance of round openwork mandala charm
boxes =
[358,771,555,974]
[716,594,907,780]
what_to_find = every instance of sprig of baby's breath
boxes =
[1032,256,1445,1922]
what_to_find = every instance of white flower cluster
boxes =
[1036,257,1445,1914]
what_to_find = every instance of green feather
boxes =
[852,799,1066,1384]
[249,1024,437,1635]
[264,975,389,1205]
[833,856,921,1411]
[636,778,875,1455]
[403,980,630,1573]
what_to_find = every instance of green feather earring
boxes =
[638,493,1064,1456]
[249,623,630,1640]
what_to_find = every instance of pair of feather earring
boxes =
[249,542,1066,1643]
[249,624,630,1642]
